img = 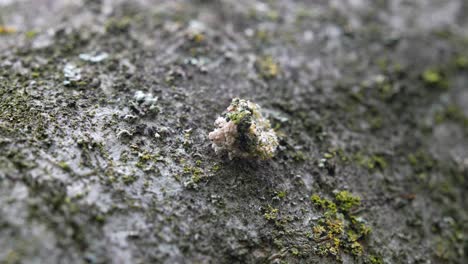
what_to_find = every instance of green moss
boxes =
[191,167,203,183]
[292,150,306,162]
[325,218,344,235]
[368,155,387,171]
[25,30,37,39]
[143,180,150,189]
[3,250,21,264]
[31,71,40,78]
[434,105,468,131]
[183,165,192,174]
[455,55,468,69]
[136,151,161,169]
[349,216,372,237]
[107,175,116,183]
[0,81,46,141]
[140,153,152,162]
[368,115,383,130]
[173,173,182,183]
[312,224,326,239]
[254,29,271,43]
[376,58,388,71]
[335,191,361,212]
[290,247,300,256]
[264,206,279,221]
[311,194,322,204]
[316,236,342,258]
[255,56,279,79]
[408,150,435,175]
[183,164,204,183]
[349,241,363,256]
[94,214,106,223]
[119,151,129,162]
[105,16,132,33]
[332,148,349,162]
[273,238,284,248]
[211,163,221,172]
[276,190,287,199]
[311,194,337,214]
[422,69,448,88]
[423,70,441,83]
[350,88,365,103]
[295,9,314,22]
[58,161,71,172]
[310,191,371,259]
[354,153,387,171]
[226,109,251,125]
[122,175,137,185]
[366,255,384,264]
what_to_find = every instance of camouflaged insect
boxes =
[209,98,279,160]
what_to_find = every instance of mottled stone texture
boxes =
[0,0,467,263]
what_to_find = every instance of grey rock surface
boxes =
[0,0,467,263]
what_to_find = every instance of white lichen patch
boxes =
[133,90,158,106]
[63,63,81,86]
[209,98,279,160]
[79,52,109,63]
[131,90,159,115]
[186,20,207,42]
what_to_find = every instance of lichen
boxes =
[408,150,435,177]
[63,63,82,86]
[79,52,109,63]
[122,175,137,185]
[455,55,468,69]
[311,191,371,259]
[422,69,447,88]
[264,206,279,221]
[208,98,279,160]
[255,56,279,79]
[185,20,206,43]
[311,194,337,215]
[132,90,159,115]
[434,105,468,132]
[354,153,388,172]
[335,191,361,212]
